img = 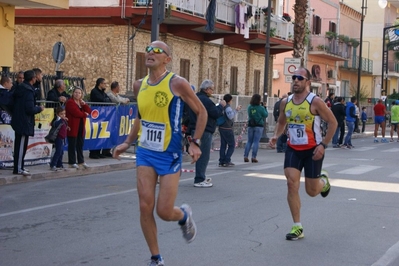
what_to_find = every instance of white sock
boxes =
[294,222,302,227]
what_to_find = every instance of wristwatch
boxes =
[187,136,201,147]
[319,142,327,149]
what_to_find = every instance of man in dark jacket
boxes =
[89,78,112,159]
[331,97,346,147]
[273,93,288,152]
[188,79,226,188]
[32,68,43,101]
[46,79,71,108]
[11,70,44,175]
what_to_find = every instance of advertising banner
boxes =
[0,104,137,168]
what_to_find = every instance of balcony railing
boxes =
[339,55,373,73]
[308,36,352,60]
[133,0,294,41]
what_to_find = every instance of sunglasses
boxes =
[145,46,169,56]
[292,75,308,81]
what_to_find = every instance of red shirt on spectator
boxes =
[373,103,386,116]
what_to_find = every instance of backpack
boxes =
[44,121,63,143]
[216,112,227,126]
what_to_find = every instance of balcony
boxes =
[308,35,352,61]
[132,0,294,55]
[339,55,373,74]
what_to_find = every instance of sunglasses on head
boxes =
[291,75,308,81]
[145,46,169,56]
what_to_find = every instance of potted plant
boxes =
[283,13,291,22]
[338,34,346,43]
[317,44,325,51]
[325,31,337,39]
[350,38,360,48]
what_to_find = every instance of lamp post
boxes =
[260,0,272,142]
[356,0,367,107]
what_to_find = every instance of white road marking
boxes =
[0,171,233,219]
[371,240,399,266]
[381,148,399,153]
[337,165,381,175]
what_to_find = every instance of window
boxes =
[135,52,147,80]
[180,59,190,81]
[230,67,238,94]
[329,21,336,33]
[312,15,321,35]
[254,70,261,94]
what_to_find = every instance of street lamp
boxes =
[260,0,272,142]
[356,0,367,107]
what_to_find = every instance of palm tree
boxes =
[293,0,308,66]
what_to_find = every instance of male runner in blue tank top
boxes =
[113,40,207,266]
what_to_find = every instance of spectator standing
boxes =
[269,67,336,241]
[89,78,112,158]
[324,92,335,109]
[11,70,44,176]
[188,79,226,188]
[343,96,357,149]
[373,99,389,143]
[389,101,399,142]
[0,76,13,124]
[218,94,242,167]
[112,40,207,265]
[331,97,346,148]
[361,107,367,133]
[11,71,24,92]
[49,106,68,171]
[243,93,268,163]
[354,104,360,133]
[46,79,71,108]
[65,87,91,169]
[32,68,43,101]
[107,81,130,104]
[273,93,288,152]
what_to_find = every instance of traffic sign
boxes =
[284,58,301,75]
[52,42,66,71]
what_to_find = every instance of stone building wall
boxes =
[14,24,270,96]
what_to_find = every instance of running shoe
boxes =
[227,162,235,166]
[180,204,197,243]
[374,139,379,143]
[390,139,394,142]
[320,170,331,198]
[148,257,164,266]
[286,225,304,240]
[381,138,389,143]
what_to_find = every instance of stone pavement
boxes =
[0,123,381,186]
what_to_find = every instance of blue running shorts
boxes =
[136,146,182,176]
[374,116,385,124]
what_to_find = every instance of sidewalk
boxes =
[0,123,380,186]
[0,147,137,186]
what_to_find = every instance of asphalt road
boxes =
[1,136,399,266]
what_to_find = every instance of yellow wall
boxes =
[0,4,15,70]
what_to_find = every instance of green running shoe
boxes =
[286,225,304,240]
[320,170,331,198]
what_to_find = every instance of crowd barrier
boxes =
[0,103,137,168]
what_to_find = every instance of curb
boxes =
[0,159,136,186]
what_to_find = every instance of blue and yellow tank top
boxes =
[137,72,183,153]
[285,92,322,151]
